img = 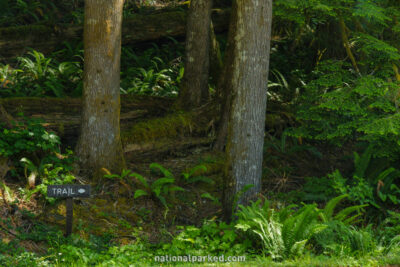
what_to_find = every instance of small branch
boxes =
[392,63,400,82]
[339,17,360,74]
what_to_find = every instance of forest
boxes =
[1,0,400,266]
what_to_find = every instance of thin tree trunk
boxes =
[178,0,213,110]
[209,21,223,85]
[75,0,126,178]
[222,0,272,221]
[213,1,237,151]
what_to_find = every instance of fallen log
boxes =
[0,8,230,61]
[0,96,293,163]
[0,96,219,160]
[124,137,214,161]
[0,96,174,146]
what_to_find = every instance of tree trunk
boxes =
[75,0,126,178]
[178,0,213,110]
[213,1,237,151]
[209,21,223,85]
[222,0,272,221]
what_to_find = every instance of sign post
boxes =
[47,185,91,237]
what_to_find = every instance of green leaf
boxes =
[157,195,168,207]
[335,204,368,224]
[134,189,148,199]
[169,185,185,192]
[150,163,174,178]
[321,194,348,222]
[188,165,207,177]
[130,172,149,188]
[151,178,174,191]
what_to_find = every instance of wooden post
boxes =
[47,184,91,237]
[65,198,73,237]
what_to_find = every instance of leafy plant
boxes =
[236,200,326,260]
[0,117,60,158]
[301,176,337,202]
[0,117,75,201]
[103,168,134,193]
[313,221,377,257]
[328,146,400,214]
[289,59,400,159]
[181,164,214,185]
[318,194,367,225]
[235,195,369,260]
[378,211,400,245]
[120,42,184,97]
[131,163,185,216]
[157,220,250,257]
[0,49,82,97]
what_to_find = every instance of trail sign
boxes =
[47,185,91,198]
[47,184,91,237]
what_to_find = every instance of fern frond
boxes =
[321,194,349,222]
[335,204,368,224]
[354,145,373,178]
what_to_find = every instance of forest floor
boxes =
[2,130,400,266]
[0,142,222,252]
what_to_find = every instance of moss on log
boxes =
[122,112,198,145]
[0,97,217,157]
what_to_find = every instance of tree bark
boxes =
[209,21,223,85]
[222,0,272,221]
[177,0,213,110]
[75,0,126,178]
[213,1,237,152]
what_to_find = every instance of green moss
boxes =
[122,112,205,144]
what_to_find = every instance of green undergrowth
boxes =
[1,196,400,267]
[121,112,206,144]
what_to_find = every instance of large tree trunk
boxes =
[177,0,213,110]
[222,0,272,221]
[75,0,126,178]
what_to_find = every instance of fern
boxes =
[313,221,376,256]
[150,163,174,179]
[236,201,326,260]
[354,145,373,178]
[319,194,367,225]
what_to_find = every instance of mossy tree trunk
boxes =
[75,0,126,178]
[178,0,213,110]
[222,0,272,221]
